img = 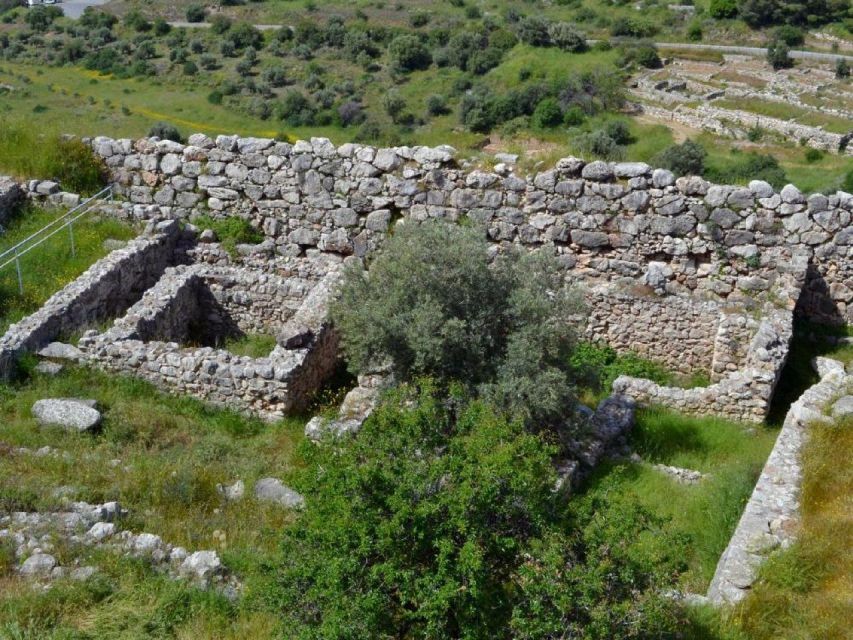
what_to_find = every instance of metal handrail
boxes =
[0,185,113,293]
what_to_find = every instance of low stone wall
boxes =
[0,176,25,230]
[706,357,851,604]
[613,301,796,423]
[78,258,344,420]
[0,221,181,380]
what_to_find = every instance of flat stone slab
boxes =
[32,399,102,432]
[254,477,304,509]
[34,361,64,376]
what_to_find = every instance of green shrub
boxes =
[836,58,850,79]
[773,25,804,46]
[388,34,432,72]
[516,16,552,46]
[272,384,685,638]
[708,0,738,18]
[687,21,703,41]
[185,4,206,23]
[531,97,563,128]
[570,342,674,393]
[842,170,853,193]
[330,222,584,431]
[575,129,625,160]
[191,214,263,255]
[148,122,182,142]
[653,140,707,176]
[547,22,587,52]
[803,148,823,163]
[767,39,792,70]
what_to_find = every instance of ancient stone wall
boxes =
[86,134,853,327]
[0,221,181,380]
[77,255,344,420]
[0,177,25,230]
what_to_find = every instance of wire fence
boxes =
[0,186,113,294]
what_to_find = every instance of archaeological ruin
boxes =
[1,132,852,602]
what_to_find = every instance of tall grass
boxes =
[0,118,107,194]
[728,416,853,640]
[574,408,777,591]
[0,204,134,333]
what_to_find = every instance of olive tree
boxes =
[330,221,583,431]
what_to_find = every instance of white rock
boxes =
[32,399,101,432]
[254,478,305,509]
[87,522,116,541]
[20,553,56,577]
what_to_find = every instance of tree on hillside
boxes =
[653,140,708,177]
[388,34,432,72]
[767,39,793,70]
[836,58,851,79]
[330,222,584,431]
[709,0,739,18]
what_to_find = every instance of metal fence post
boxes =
[14,250,23,295]
[69,221,76,258]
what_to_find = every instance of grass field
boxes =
[0,365,305,639]
[0,204,135,334]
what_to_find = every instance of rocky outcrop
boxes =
[0,176,24,230]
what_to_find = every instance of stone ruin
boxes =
[2,133,852,423]
[1,132,853,603]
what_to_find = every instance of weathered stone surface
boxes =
[831,395,853,419]
[32,399,101,432]
[254,478,305,509]
[20,553,57,577]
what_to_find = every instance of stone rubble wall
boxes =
[85,134,853,328]
[706,358,852,604]
[0,176,25,229]
[612,301,796,423]
[585,287,721,374]
[0,221,181,380]
[78,260,344,420]
[640,103,853,155]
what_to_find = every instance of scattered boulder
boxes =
[32,399,102,432]
[34,361,64,376]
[19,553,56,577]
[180,550,222,582]
[254,478,305,509]
[217,480,245,502]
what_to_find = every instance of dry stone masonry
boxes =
[2,132,852,423]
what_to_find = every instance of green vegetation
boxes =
[729,415,852,640]
[0,204,134,333]
[0,119,106,194]
[330,222,583,432]
[220,333,277,358]
[272,382,690,639]
[0,365,304,638]
[191,214,263,256]
[578,407,778,591]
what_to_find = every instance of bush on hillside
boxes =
[516,16,552,46]
[653,140,708,177]
[836,58,850,79]
[148,122,182,142]
[531,97,563,128]
[185,4,206,23]
[388,34,432,72]
[575,129,626,161]
[330,222,584,431]
[705,151,787,188]
[272,383,687,638]
[767,39,792,70]
[709,0,738,18]
[548,22,587,52]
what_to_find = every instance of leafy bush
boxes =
[610,16,658,38]
[767,39,792,69]
[548,22,587,52]
[209,14,231,35]
[836,58,850,79]
[653,140,707,176]
[191,214,263,255]
[516,16,552,46]
[330,222,584,430]
[575,129,626,161]
[148,122,182,142]
[709,0,738,18]
[185,4,206,23]
[705,151,787,188]
[531,97,563,128]
[272,383,686,638]
[773,25,804,46]
[804,148,823,163]
[569,342,674,392]
[388,34,432,72]
[425,94,450,116]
